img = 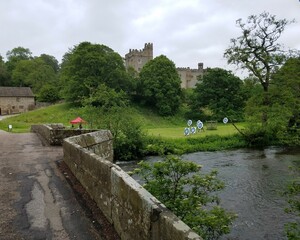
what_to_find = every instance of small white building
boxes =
[0,87,35,115]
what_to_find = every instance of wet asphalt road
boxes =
[0,130,103,240]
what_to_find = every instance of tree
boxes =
[134,155,236,239]
[60,42,132,103]
[240,75,262,101]
[224,12,296,126]
[192,68,245,121]
[6,47,32,74]
[0,55,10,86]
[138,55,181,116]
[242,58,300,146]
[271,58,300,144]
[39,54,59,73]
[82,83,129,110]
[11,58,58,93]
[38,84,60,103]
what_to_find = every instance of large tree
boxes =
[192,68,245,121]
[6,46,32,74]
[11,57,58,93]
[138,55,181,116]
[60,42,131,103]
[224,12,296,126]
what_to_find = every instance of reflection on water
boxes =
[118,147,300,240]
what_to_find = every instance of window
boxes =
[16,97,20,102]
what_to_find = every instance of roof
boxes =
[0,87,34,97]
[70,117,87,124]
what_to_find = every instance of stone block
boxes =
[157,211,202,240]
[94,183,112,222]
[111,167,153,240]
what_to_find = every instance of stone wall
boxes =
[177,63,204,89]
[31,124,97,146]
[63,131,202,240]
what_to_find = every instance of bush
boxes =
[134,155,236,239]
[242,126,271,147]
[113,118,146,161]
[144,134,246,155]
[104,107,147,161]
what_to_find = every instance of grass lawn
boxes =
[146,123,245,139]
[0,103,80,133]
[0,102,246,138]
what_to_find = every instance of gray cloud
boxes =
[0,0,299,77]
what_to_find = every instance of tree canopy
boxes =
[224,12,295,92]
[60,41,131,103]
[11,57,58,92]
[138,55,182,116]
[271,57,300,144]
[0,55,10,86]
[6,46,32,73]
[39,54,60,73]
[192,68,245,121]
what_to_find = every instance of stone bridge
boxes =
[31,124,202,240]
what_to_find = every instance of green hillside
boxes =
[0,103,249,153]
[0,103,244,139]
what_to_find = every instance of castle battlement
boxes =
[124,43,205,88]
[126,43,153,56]
[177,63,203,72]
[125,43,153,72]
[177,67,192,71]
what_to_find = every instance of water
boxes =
[118,147,300,240]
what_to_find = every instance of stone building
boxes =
[124,43,205,89]
[125,43,153,73]
[0,87,35,115]
[177,63,204,89]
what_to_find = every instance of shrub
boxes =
[104,107,146,161]
[134,155,236,239]
[144,134,246,155]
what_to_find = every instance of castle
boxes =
[125,43,153,73]
[124,43,204,89]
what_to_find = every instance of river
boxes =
[118,147,300,240]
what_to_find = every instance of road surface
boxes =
[0,130,110,240]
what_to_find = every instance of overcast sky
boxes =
[0,0,299,76]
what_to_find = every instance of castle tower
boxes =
[125,43,153,73]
